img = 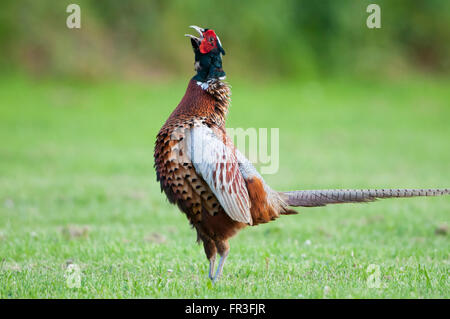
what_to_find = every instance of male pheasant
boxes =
[154,26,449,282]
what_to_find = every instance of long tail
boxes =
[281,188,450,207]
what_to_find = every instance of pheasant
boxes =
[154,26,449,283]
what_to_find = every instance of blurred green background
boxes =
[1,0,449,80]
[0,1,449,298]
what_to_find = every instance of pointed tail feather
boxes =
[281,188,450,207]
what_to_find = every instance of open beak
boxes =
[184,25,205,42]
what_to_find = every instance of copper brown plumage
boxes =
[154,26,450,282]
[154,75,293,281]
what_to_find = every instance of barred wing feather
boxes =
[189,126,252,224]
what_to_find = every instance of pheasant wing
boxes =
[188,126,252,224]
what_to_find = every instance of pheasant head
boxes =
[185,25,226,83]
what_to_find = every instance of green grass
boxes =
[0,75,449,298]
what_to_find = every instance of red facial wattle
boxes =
[199,30,218,54]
